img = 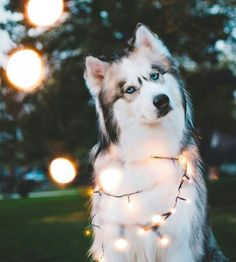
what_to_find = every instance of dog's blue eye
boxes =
[125,86,136,94]
[150,72,159,81]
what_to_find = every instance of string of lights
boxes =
[94,182,158,203]
[85,155,192,260]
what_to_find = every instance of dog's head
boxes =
[84,24,191,144]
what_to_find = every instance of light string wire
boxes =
[86,155,191,260]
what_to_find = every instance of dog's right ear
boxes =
[133,23,170,58]
[84,56,109,96]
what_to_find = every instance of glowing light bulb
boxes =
[159,236,170,247]
[49,157,77,184]
[26,0,64,27]
[84,228,92,237]
[178,155,187,167]
[127,200,134,210]
[126,197,137,211]
[187,161,194,173]
[114,238,128,251]
[186,198,191,205]
[99,257,105,262]
[151,215,164,225]
[99,168,122,192]
[170,208,176,214]
[6,49,44,92]
[137,228,146,236]
[85,187,94,197]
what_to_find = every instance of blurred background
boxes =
[0,0,235,261]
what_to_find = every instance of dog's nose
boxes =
[153,94,170,109]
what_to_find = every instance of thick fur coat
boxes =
[84,24,226,262]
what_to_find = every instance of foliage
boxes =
[0,0,236,170]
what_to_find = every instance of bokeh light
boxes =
[151,215,165,225]
[159,236,170,247]
[6,49,43,92]
[178,154,187,167]
[114,238,128,251]
[137,228,146,236]
[49,157,77,184]
[83,228,92,238]
[85,187,94,197]
[26,0,64,27]
[99,168,122,192]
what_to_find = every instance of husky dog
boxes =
[84,24,226,262]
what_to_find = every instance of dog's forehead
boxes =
[106,47,171,84]
[107,52,151,83]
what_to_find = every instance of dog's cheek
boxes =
[164,74,182,108]
[113,100,132,126]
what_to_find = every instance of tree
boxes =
[0,0,235,176]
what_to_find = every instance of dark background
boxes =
[0,1,235,261]
[0,0,235,182]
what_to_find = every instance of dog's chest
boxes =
[93,159,194,242]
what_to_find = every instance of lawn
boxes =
[0,179,235,262]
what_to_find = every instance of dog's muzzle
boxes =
[153,94,171,117]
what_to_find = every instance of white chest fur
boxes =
[90,120,197,261]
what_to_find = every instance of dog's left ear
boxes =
[133,24,170,57]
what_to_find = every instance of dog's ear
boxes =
[133,24,170,57]
[84,56,109,96]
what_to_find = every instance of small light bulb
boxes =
[126,198,138,212]
[127,200,133,209]
[137,228,146,235]
[187,164,193,176]
[85,187,94,197]
[114,238,128,251]
[84,228,92,237]
[99,168,122,192]
[151,215,164,225]
[186,198,191,205]
[159,236,170,247]
[178,155,187,167]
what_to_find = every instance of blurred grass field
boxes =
[0,178,235,262]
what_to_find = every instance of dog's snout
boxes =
[153,94,170,110]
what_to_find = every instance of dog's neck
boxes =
[115,112,185,162]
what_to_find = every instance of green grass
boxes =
[0,179,235,261]
[0,190,91,262]
[208,178,236,261]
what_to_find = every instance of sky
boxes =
[0,0,15,67]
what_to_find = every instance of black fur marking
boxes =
[117,80,126,92]
[142,76,148,81]
[137,77,142,85]
[90,94,120,163]
[98,92,119,145]
[151,64,167,75]
[167,59,199,145]
[167,60,187,118]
